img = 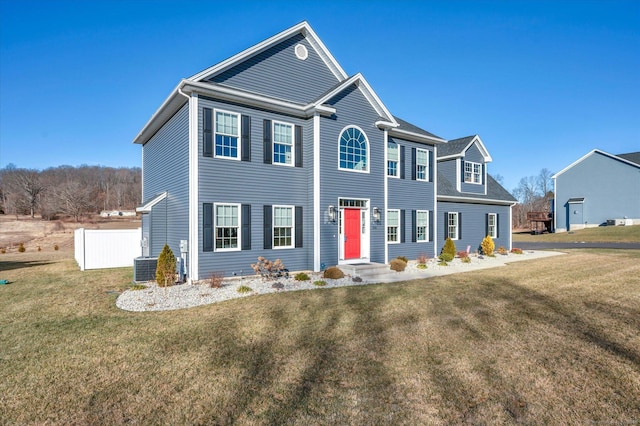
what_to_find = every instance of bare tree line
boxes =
[510,168,554,229]
[0,164,141,221]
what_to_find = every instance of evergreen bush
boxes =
[442,237,456,258]
[156,243,176,287]
[480,235,495,256]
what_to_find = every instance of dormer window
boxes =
[464,161,481,184]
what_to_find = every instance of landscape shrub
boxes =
[416,252,428,265]
[130,284,147,291]
[438,260,449,266]
[390,258,407,272]
[313,280,327,287]
[294,272,310,281]
[323,266,344,279]
[18,243,25,253]
[439,252,454,262]
[511,247,523,254]
[208,271,224,288]
[396,256,409,263]
[251,256,287,280]
[497,246,508,255]
[237,285,252,294]
[37,246,42,252]
[480,235,495,256]
[156,243,176,287]
[457,251,469,259]
[441,237,456,259]
[54,244,59,251]
[461,256,471,263]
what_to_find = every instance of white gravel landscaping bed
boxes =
[116,250,563,312]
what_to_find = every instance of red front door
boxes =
[344,208,361,259]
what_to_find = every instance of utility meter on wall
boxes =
[180,240,188,253]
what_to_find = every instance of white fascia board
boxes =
[470,135,492,162]
[437,153,463,161]
[188,21,347,83]
[437,195,516,206]
[133,83,186,145]
[136,191,167,212]
[313,73,397,125]
[388,128,447,145]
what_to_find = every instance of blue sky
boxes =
[1,0,638,193]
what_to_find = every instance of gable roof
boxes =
[188,21,347,83]
[438,172,517,204]
[552,149,640,179]
[437,135,492,161]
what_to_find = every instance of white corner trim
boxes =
[188,93,199,281]
[433,145,438,257]
[313,113,321,272]
[383,129,389,264]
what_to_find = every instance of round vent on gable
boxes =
[294,43,308,60]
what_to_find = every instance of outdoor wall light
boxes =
[373,207,381,222]
[328,205,336,222]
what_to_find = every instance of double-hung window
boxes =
[387,209,400,243]
[416,149,429,181]
[487,213,497,238]
[464,161,481,184]
[387,141,399,177]
[215,204,239,250]
[416,210,429,242]
[215,110,240,159]
[273,206,294,248]
[447,212,459,240]
[273,122,293,166]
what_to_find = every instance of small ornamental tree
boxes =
[441,237,457,260]
[481,235,495,256]
[156,243,177,287]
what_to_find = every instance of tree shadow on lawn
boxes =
[0,259,53,273]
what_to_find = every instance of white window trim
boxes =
[416,209,429,242]
[416,148,429,182]
[387,141,399,178]
[214,202,241,252]
[338,125,370,174]
[272,205,295,249]
[464,161,482,184]
[488,213,497,238]
[387,209,400,244]
[272,120,294,167]
[214,108,241,161]
[448,212,459,241]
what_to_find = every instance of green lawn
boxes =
[514,224,640,243]
[1,249,639,424]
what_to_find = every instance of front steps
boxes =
[339,262,403,283]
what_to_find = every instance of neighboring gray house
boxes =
[133,22,515,280]
[553,149,640,232]
[436,135,516,252]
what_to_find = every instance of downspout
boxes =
[177,87,195,283]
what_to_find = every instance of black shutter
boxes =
[241,115,251,162]
[203,203,213,251]
[429,210,434,242]
[411,210,417,242]
[400,145,405,179]
[496,214,500,238]
[458,212,462,239]
[295,206,303,248]
[203,108,213,157]
[295,125,303,168]
[443,211,449,239]
[263,119,272,164]
[485,213,489,237]
[411,148,417,180]
[400,209,406,243]
[241,204,251,250]
[461,161,466,182]
[263,205,272,249]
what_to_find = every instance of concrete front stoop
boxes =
[339,262,403,283]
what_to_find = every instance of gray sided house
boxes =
[133,22,446,280]
[552,149,640,232]
[133,22,514,280]
[437,136,516,253]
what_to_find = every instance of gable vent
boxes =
[295,44,308,60]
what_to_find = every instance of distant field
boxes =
[513,224,640,243]
[1,249,639,424]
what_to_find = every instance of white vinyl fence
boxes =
[75,228,142,271]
